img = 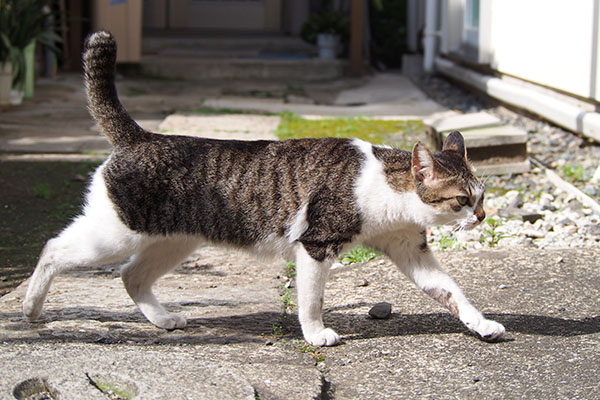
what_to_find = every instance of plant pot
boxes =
[317,33,340,59]
[10,89,24,105]
[24,40,36,99]
[0,62,11,105]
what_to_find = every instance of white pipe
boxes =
[423,0,439,72]
[435,57,600,143]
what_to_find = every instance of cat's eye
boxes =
[456,196,469,206]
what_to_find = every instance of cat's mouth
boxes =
[456,215,483,231]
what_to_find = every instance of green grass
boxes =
[434,232,463,250]
[558,162,588,183]
[297,341,325,363]
[480,217,507,248]
[33,183,51,200]
[274,112,423,149]
[340,245,379,264]
[283,261,296,278]
[280,286,296,311]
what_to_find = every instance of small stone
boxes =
[473,378,481,383]
[582,224,600,236]
[507,193,524,208]
[498,284,507,289]
[521,213,544,224]
[567,200,584,212]
[558,307,566,312]
[523,229,545,239]
[558,217,574,225]
[369,302,392,319]
[265,340,274,346]
[355,279,369,287]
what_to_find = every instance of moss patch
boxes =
[274,112,424,150]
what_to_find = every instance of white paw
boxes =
[152,313,187,330]
[23,299,43,321]
[305,328,340,347]
[466,317,505,341]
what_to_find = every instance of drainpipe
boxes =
[424,0,439,73]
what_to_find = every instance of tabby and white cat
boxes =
[23,31,505,346]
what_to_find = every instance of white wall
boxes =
[488,0,599,100]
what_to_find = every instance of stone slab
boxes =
[442,125,528,148]
[0,245,324,399]
[473,159,531,176]
[159,114,280,141]
[424,111,503,134]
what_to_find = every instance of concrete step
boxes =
[141,55,346,82]
[143,35,317,57]
[424,111,530,175]
[139,33,335,82]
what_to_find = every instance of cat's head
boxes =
[411,131,485,230]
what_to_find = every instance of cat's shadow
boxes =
[2,303,598,345]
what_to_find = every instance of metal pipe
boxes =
[424,0,439,72]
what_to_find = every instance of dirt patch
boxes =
[0,159,102,296]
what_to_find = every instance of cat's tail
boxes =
[83,30,149,146]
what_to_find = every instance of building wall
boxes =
[488,0,599,100]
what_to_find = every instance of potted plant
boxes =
[1,0,61,103]
[300,10,349,59]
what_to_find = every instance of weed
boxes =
[297,341,325,363]
[283,261,296,279]
[280,287,296,312]
[558,162,588,183]
[33,183,51,200]
[272,323,285,337]
[434,232,461,250]
[340,245,379,264]
[480,217,507,248]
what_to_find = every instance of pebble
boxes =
[369,302,392,319]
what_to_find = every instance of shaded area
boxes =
[1,307,597,346]
[0,160,101,295]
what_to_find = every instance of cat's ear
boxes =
[412,142,438,185]
[443,130,466,159]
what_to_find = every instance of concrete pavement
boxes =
[0,72,598,399]
[1,247,598,399]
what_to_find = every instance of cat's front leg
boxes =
[294,246,340,346]
[375,233,505,341]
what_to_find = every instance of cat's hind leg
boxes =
[294,245,340,346]
[23,213,141,321]
[120,236,200,330]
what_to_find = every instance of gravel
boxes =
[413,74,600,249]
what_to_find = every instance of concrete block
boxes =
[440,125,527,148]
[425,112,529,175]
[424,111,503,134]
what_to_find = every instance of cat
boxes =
[22,31,505,346]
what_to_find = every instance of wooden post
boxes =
[350,0,364,76]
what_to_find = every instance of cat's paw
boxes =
[152,313,187,330]
[466,317,505,341]
[23,299,43,321]
[305,328,340,347]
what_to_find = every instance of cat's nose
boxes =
[476,212,486,222]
